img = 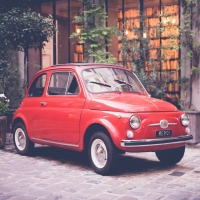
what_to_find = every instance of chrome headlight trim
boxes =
[181,114,189,126]
[130,115,141,129]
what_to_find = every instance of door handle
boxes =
[40,102,47,106]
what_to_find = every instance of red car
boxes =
[12,63,192,175]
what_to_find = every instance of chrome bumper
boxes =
[121,134,193,147]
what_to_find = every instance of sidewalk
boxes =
[0,133,200,200]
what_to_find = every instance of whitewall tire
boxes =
[88,131,118,175]
[13,122,34,155]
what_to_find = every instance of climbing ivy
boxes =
[179,0,200,110]
[70,0,116,63]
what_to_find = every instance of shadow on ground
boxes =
[3,140,175,175]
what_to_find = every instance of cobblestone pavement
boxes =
[0,133,200,200]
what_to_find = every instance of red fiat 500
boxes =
[12,63,192,175]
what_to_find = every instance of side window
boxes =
[28,74,47,97]
[47,72,80,95]
[66,73,80,95]
[48,72,69,95]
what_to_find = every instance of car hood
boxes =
[88,93,178,112]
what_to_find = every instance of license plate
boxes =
[156,130,172,137]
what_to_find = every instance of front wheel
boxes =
[88,131,118,175]
[155,146,185,165]
[13,122,34,155]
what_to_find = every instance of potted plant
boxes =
[179,0,200,144]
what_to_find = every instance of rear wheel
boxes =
[88,131,118,175]
[13,122,34,155]
[155,146,185,165]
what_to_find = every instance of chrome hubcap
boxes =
[96,144,106,163]
[91,139,107,168]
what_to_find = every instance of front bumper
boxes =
[121,134,193,147]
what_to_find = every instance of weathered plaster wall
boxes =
[180,4,200,111]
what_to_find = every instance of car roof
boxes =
[53,63,119,67]
[39,63,125,73]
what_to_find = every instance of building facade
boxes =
[24,0,195,109]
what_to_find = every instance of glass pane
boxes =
[41,2,53,67]
[56,0,69,64]
[143,0,161,71]
[124,0,140,32]
[82,68,147,94]
[70,1,83,62]
[28,74,47,97]
[118,0,140,66]
[161,0,179,103]
[66,73,80,95]
[30,4,39,13]
[48,72,69,95]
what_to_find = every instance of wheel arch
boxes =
[83,123,119,152]
[12,117,25,133]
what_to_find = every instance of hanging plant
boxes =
[70,0,116,63]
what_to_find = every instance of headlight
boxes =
[130,115,141,129]
[181,114,189,126]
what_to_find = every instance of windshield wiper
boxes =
[90,81,111,88]
[114,79,141,95]
[114,79,132,88]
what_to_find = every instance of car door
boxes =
[22,73,47,139]
[39,70,86,144]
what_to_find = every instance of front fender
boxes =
[79,110,125,150]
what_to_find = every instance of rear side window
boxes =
[47,72,80,95]
[28,74,47,97]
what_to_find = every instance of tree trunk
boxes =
[24,48,29,86]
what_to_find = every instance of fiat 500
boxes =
[12,63,192,175]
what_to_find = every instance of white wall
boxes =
[18,51,24,81]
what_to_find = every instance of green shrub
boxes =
[0,96,9,116]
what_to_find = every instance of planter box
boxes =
[185,111,200,144]
[0,116,7,149]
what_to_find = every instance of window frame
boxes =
[47,71,81,96]
[28,73,47,98]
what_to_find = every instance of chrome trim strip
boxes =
[148,123,177,127]
[148,123,160,126]
[31,137,79,148]
[121,141,185,147]
[121,134,193,147]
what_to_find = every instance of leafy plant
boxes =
[0,0,56,109]
[115,6,180,100]
[180,0,200,110]
[70,0,116,63]
[1,8,56,82]
[0,96,9,116]
[0,50,26,109]
[0,0,30,77]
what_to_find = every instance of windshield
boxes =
[82,67,147,94]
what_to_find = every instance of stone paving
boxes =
[0,133,200,200]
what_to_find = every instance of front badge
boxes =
[160,119,168,129]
